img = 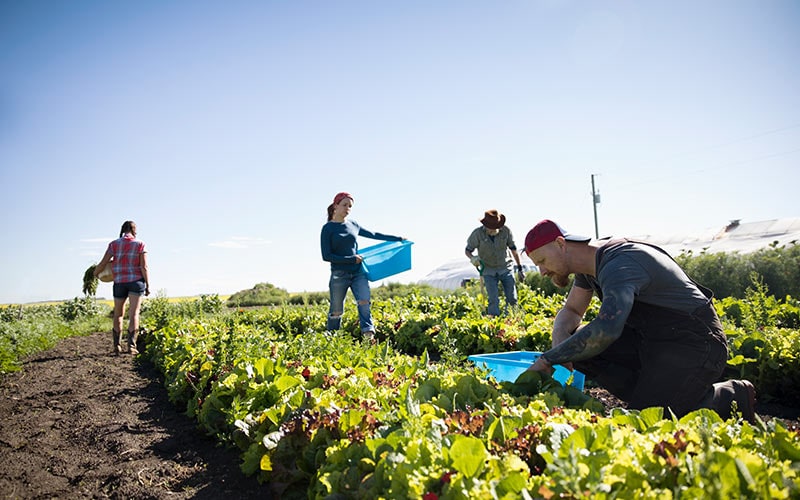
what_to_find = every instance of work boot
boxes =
[732,380,757,424]
[112,329,122,355]
[127,329,139,355]
[712,379,756,423]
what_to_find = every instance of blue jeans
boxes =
[327,269,374,332]
[482,266,518,316]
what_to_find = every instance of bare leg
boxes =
[112,297,127,354]
[126,294,143,354]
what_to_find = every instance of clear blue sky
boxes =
[1,1,798,303]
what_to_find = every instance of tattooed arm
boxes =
[552,286,594,348]
[528,285,635,372]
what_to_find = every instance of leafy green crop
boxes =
[141,306,800,499]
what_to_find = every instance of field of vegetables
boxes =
[130,286,800,499]
[1,277,799,498]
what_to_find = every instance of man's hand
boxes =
[515,265,524,281]
[526,355,555,376]
[470,255,481,268]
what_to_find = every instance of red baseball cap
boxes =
[333,192,354,205]
[524,219,591,254]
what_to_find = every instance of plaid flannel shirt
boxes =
[109,234,146,283]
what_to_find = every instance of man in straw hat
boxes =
[465,209,525,316]
[522,219,756,422]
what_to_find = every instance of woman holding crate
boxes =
[320,192,403,342]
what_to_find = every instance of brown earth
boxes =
[0,331,272,499]
[1,332,798,499]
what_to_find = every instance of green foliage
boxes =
[143,307,800,499]
[287,291,328,306]
[227,283,290,307]
[196,294,224,314]
[716,274,800,331]
[82,264,99,296]
[725,328,800,405]
[59,296,104,321]
[523,272,573,296]
[6,274,800,498]
[755,327,800,406]
[675,242,800,299]
[750,242,800,300]
[139,293,225,331]
[370,282,451,301]
[520,242,799,300]
[0,301,109,373]
[140,292,172,330]
[0,304,26,323]
[742,274,779,332]
[675,250,749,300]
[719,276,800,406]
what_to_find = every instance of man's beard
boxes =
[550,273,569,288]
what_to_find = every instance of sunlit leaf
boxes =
[450,435,487,478]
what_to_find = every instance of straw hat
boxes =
[97,262,114,283]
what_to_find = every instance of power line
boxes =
[617,146,800,189]
[664,122,800,160]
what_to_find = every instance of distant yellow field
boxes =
[1,295,232,308]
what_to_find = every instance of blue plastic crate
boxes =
[359,240,413,281]
[468,351,585,390]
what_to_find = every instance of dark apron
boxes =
[574,241,729,417]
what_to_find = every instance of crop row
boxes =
[141,291,800,499]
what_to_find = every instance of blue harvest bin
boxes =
[359,240,413,281]
[468,351,585,390]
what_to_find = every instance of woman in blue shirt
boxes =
[320,192,403,340]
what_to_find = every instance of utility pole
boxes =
[591,174,600,239]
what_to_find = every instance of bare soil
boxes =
[0,331,272,499]
[1,332,797,499]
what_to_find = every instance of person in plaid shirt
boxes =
[94,220,150,355]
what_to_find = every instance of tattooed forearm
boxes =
[545,323,606,364]
[544,288,633,365]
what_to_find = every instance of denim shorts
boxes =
[113,280,147,299]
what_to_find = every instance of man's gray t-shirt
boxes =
[573,239,709,314]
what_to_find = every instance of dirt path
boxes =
[0,331,272,499]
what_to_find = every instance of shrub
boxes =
[675,242,800,299]
[140,293,171,330]
[370,282,448,301]
[522,273,572,296]
[288,291,328,306]
[197,294,224,314]
[59,296,103,321]
[226,283,290,307]
[674,250,748,299]
[750,242,800,299]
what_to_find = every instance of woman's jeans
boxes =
[327,269,374,332]
[482,266,518,316]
